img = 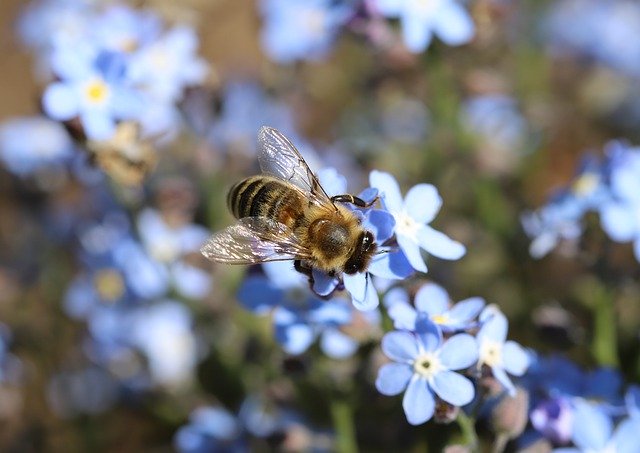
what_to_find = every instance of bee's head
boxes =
[343,230,377,275]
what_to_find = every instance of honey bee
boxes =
[200,126,378,277]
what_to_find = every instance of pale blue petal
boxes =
[404,184,442,224]
[317,167,347,196]
[375,0,403,17]
[416,225,466,260]
[415,316,442,352]
[369,170,403,212]
[43,83,79,120]
[312,269,338,296]
[403,376,435,425]
[344,273,379,311]
[414,283,449,316]
[432,2,475,46]
[81,111,115,140]
[375,363,413,395]
[401,14,433,53]
[431,370,475,406]
[381,331,418,362]
[477,308,508,343]
[503,341,530,376]
[572,401,612,451]
[439,334,478,370]
[449,297,485,323]
[275,322,314,355]
[387,302,418,330]
[493,366,516,396]
[320,329,358,359]
[612,417,640,453]
[367,249,414,279]
[358,187,379,205]
[397,234,427,272]
[600,202,637,242]
[383,287,410,308]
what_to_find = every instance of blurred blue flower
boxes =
[137,209,211,299]
[238,262,361,358]
[90,5,162,54]
[599,141,640,261]
[42,46,143,140]
[370,170,466,273]
[530,396,575,445]
[476,306,529,396]
[374,0,474,52]
[375,318,478,425]
[260,0,353,62]
[0,116,74,176]
[208,81,297,157]
[554,401,640,453]
[543,0,640,78]
[174,406,245,453]
[384,282,485,332]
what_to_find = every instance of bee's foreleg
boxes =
[331,194,378,208]
[294,259,312,277]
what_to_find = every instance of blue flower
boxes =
[554,401,640,453]
[137,208,211,299]
[374,0,474,52]
[0,116,74,176]
[384,282,485,332]
[369,170,466,273]
[260,0,353,62]
[476,306,530,396]
[174,406,245,453]
[530,396,575,445]
[599,141,640,261]
[238,262,363,358]
[42,46,143,140]
[375,318,478,425]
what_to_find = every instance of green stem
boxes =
[456,411,478,450]
[330,398,358,453]
[592,286,619,367]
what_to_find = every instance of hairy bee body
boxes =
[227,175,372,274]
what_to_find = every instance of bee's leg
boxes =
[331,194,378,208]
[294,259,312,278]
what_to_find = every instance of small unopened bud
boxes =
[434,400,460,424]
[444,445,472,453]
[491,387,529,439]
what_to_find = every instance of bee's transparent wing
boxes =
[200,217,312,264]
[257,126,333,208]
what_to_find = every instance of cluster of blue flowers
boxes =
[259,0,475,62]
[523,140,640,262]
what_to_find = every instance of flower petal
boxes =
[477,308,508,343]
[387,302,418,330]
[397,234,427,272]
[367,249,414,279]
[403,376,435,425]
[320,329,358,359]
[431,370,475,406]
[274,322,314,355]
[492,366,516,396]
[612,417,640,453]
[375,363,413,396]
[369,170,403,212]
[404,184,442,224]
[381,331,418,362]
[432,1,475,46]
[503,341,530,376]
[42,83,80,120]
[600,202,637,242]
[448,297,485,324]
[417,225,466,260]
[438,334,479,370]
[401,14,433,53]
[344,273,379,311]
[414,316,442,352]
[571,401,612,451]
[364,209,396,243]
[414,282,449,316]
[312,269,338,296]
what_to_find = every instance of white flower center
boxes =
[150,239,180,263]
[479,339,503,368]
[413,352,442,379]
[408,0,441,16]
[394,211,421,240]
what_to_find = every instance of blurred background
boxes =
[1,0,640,451]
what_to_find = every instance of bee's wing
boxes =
[200,217,312,264]
[257,126,334,209]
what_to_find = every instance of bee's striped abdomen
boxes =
[227,176,305,229]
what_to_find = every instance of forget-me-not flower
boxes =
[174,406,245,453]
[476,306,530,396]
[370,170,466,273]
[376,318,478,425]
[384,282,485,332]
[374,0,475,52]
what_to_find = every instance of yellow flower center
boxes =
[93,268,125,302]
[431,313,449,325]
[571,173,599,197]
[84,78,110,105]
